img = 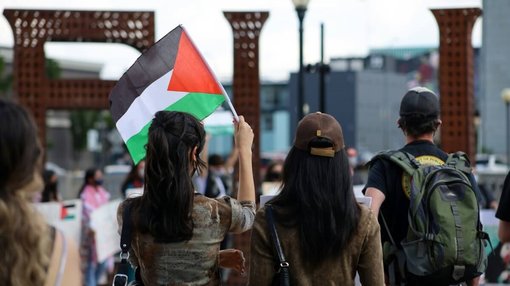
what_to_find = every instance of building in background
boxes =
[480,0,510,156]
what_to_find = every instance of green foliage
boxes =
[70,110,100,151]
[45,58,61,80]
[0,56,13,97]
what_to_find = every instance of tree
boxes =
[0,56,13,98]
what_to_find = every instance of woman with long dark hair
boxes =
[0,99,81,285]
[250,112,384,285]
[117,111,255,285]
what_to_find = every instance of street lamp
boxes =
[502,88,510,167]
[292,0,310,119]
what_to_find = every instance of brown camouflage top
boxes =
[117,195,256,286]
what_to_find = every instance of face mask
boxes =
[95,179,104,186]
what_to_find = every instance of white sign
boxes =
[90,199,122,262]
[34,199,82,244]
[125,187,144,198]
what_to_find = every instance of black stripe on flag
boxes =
[109,25,183,123]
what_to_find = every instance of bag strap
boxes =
[369,150,419,176]
[265,205,290,275]
[446,152,472,173]
[113,202,134,286]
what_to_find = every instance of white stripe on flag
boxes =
[116,70,188,141]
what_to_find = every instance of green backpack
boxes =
[372,150,489,285]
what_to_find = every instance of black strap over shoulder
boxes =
[265,204,290,286]
[120,202,134,256]
[113,202,137,286]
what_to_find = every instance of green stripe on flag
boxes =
[126,92,225,164]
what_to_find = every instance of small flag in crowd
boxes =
[109,25,228,164]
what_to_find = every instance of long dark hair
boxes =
[77,168,98,198]
[131,111,206,243]
[270,138,360,265]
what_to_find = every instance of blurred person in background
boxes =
[0,99,81,285]
[347,147,365,186]
[41,169,60,202]
[262,160,283,196]
[78,168,111,286]
[120,160,145,198]
[193,133,239,199]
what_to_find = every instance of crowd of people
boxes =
[1,84,510,286]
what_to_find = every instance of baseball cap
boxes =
[294,112,345,157]
[399,87,440,118]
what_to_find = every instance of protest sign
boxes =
[34,199,82,244]
[90,199,122,262]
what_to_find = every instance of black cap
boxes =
[399,87,439,118]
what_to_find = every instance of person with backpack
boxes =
[364,87,488,286]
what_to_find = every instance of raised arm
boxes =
[235,116,255,203]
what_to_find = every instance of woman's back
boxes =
[249,112,384,285]
[116,111,256,285]
[250,204,381,286]
[119,195,255,285]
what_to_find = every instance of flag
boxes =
[109,25,226,164]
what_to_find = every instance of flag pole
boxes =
[181,25,240,122]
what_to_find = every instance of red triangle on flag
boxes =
[167,30,223,95]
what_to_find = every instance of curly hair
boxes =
[0,99,51,285]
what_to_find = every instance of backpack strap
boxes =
[445,152,472,173]
[369,150,419,176]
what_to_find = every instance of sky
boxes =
[0,0,482,81]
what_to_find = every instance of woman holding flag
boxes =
[117,111,255,285]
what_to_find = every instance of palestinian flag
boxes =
[109,25,226,164]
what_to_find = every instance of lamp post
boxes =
[292,0,310,119]
[502,89,510,167]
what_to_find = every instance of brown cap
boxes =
[294,112,345,157]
